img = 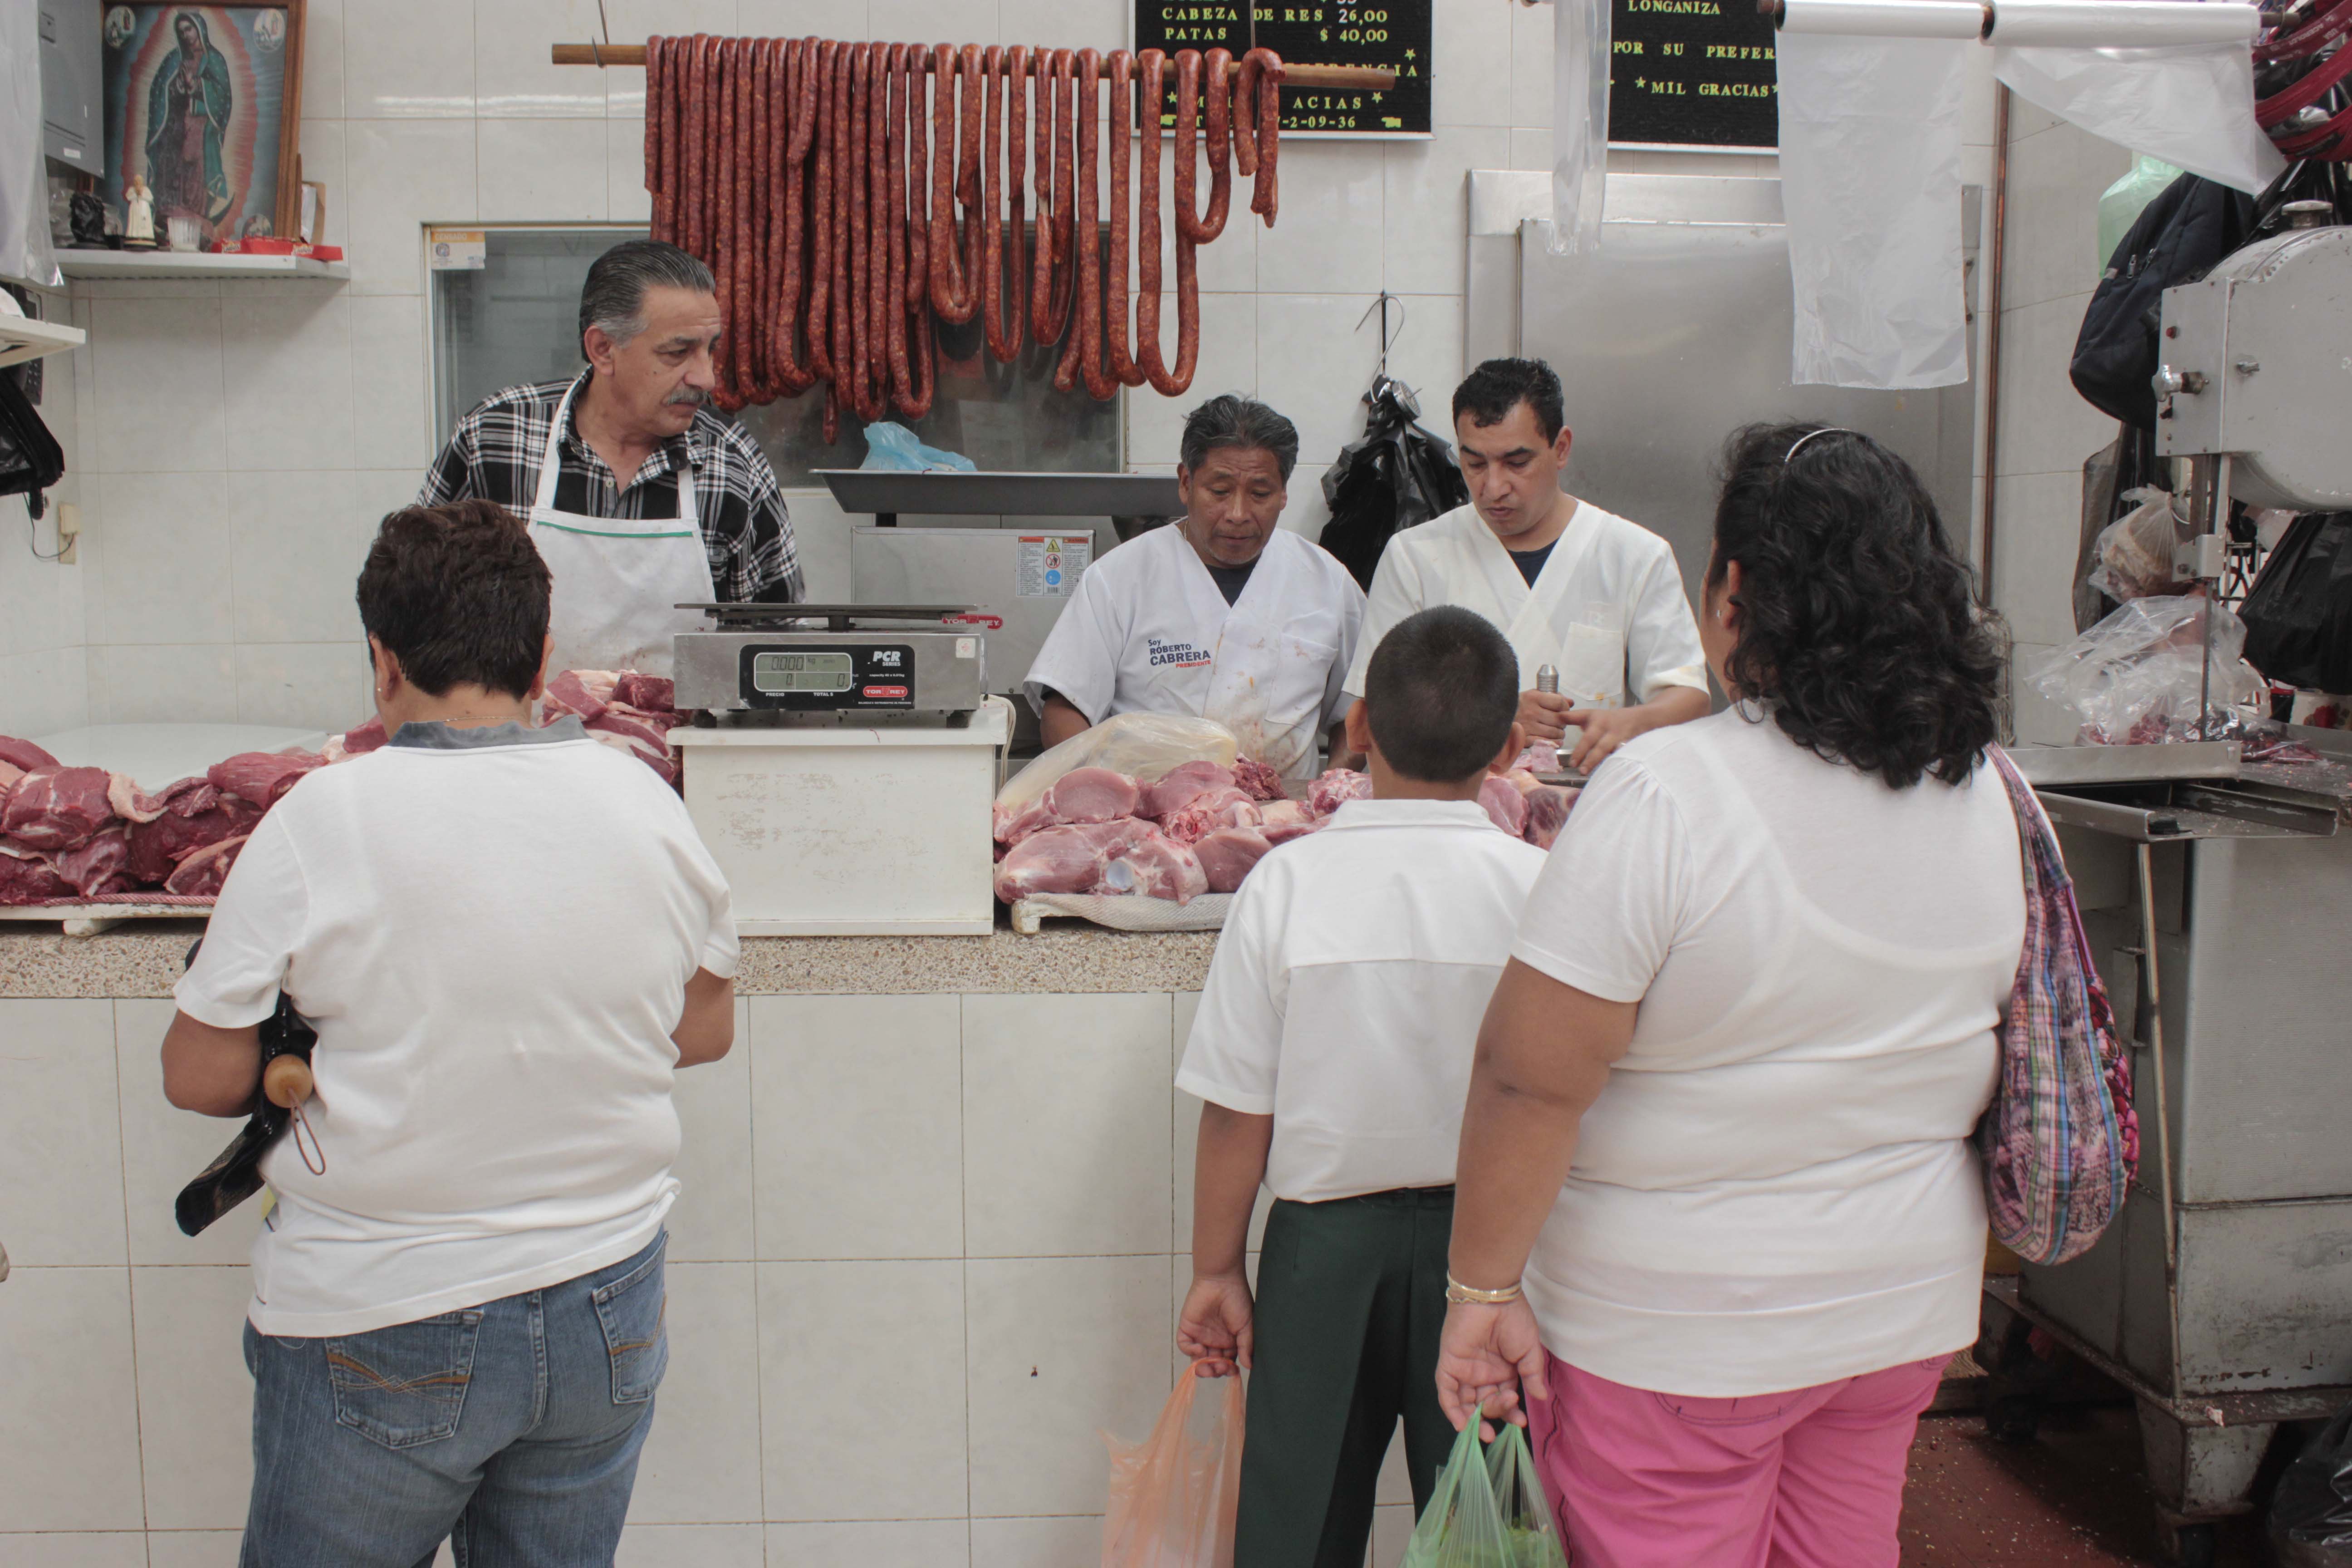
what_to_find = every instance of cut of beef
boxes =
[1306,768,1373,817]
[0,843,72,905]
[1479,775,1529,837]
[583,705,681,783]
[1,766,116,851]
[1160,790,1261,846]
[1231,755,1288,803]
[1044,766,1142,825]
[0,735,59,774]
[993,797,1057,848]
[1098,831,1210,904]
[208,751,323,807]
[126,782,261,885]
[52,825,137,899]
[324,716,389,761]
[613,673,675,712]
[1524,785,1578,850]
[1140,760,1237,821]
[108,774,166,824]
[1196,828,1272,893]
[543,669,618,723]
[994,818,1160,902]
[165,834,249,897]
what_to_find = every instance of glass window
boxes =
[430,225,1118,482]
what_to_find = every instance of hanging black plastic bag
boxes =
[2070,173,2258,430]
[2270,1398,2352,1566]
[0,371,64,517]
[2241,514,2352,695]
[173,940,321,1237]
[1318,379,1470,591]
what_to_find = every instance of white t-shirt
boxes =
[176,718,738,1337]
[1178,799,1547,1202]
[1511,710,2024,1396]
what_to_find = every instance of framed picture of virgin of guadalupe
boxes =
[100,3,307,246]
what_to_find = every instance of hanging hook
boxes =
[1354,291,1406,381]
[590,0,612,66]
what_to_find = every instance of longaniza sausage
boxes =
[863,40,891,422]
[1000,44,1029,363]
[1244,48,1281,225]
[929,44,977,323]
[1030,48,1076,348]
[732,40,757,405]
[829,40,853,403]
[682,36,707,258]
[898,46,934,419]
[847,42,874,423]
[980,46,1014,363]
[1104,50,1142,388]
[1231,49,1259,180]
[645,36,666,240]
[713,39,740,410]
[1177,48,1229,243]
[1067,49,1115,398]
[882,43,913,413]
[1135,48,1176,394]
[807,39,835,382]
[748,38,777,402]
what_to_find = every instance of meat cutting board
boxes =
[29,723,330,792]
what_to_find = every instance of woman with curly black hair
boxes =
[1432,425,2025,1567]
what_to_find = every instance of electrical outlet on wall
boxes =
[56,501,78,565]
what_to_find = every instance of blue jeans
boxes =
[239,1231,670,1568]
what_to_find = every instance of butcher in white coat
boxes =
[1343,358,1710,773]
[1024,396,1366,779]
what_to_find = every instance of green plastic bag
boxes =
[1402,1420,1571,1568]
[2097,154,2182,287]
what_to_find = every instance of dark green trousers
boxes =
[1235,1186,1458,1568]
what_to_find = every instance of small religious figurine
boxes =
[123,176,157,250]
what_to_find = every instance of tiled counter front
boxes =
[0,937,1418,1567]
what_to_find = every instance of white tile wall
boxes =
[0,1535,150,1568]
[0,1267,147,1531]
[629,1262,767,1524]
[0,1000,126,1267]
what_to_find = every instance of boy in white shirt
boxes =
[1176,606,1549,1568]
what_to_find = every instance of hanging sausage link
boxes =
[1030,47,1077,350]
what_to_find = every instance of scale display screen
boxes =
[751,651,855,694]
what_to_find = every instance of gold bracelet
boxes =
[1445,1274,1524,1305]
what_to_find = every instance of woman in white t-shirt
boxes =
[1433,425,2023,1568]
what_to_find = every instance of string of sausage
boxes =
[643,41,1279,414]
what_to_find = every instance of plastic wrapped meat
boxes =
[1139,760,1239,821]
[1044,766,1143,825]
[1231,755,1289,803]
[1099,832,1210,903]
[1196,828,1273,892]
[1479,775,1529,837]
[1,766,117,851]
[52,825,137,899]
[207,751,323,808]
[1307,768,1374,817]
[0,843,72,905]
[126,780,262,886]
[165,834,250,897]
[1258,799,1322,845]
[1524,785,1579,850]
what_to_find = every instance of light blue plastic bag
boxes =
[859,421,975,474]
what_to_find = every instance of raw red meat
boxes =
[1306,768,1373,817]
[52,826,137,899]
[1479,775,1529,837]
[1,766,116,851]
[108,774,165,824]
[1160,789,1261,846]
[1257,799,1320,845]
[1196,828,1271,892]
[1099,831,1209,903]
[1524,785,1578,850]
[165,834,249,897]
[1139,760,1236,820]
[208,751,323,807]
[1043,766,1142,824]
[994,818,1158,902]
[328,716,389,760]
[586,725,680,785]
[126,780,261,885]
[1510,742,1561,775]
[993,797,1057,848]
[1231,755,1288,803]
[543,669,618,723]
[0,843,72,905]
[613,673,676,712]
[0,736,58,774]
[0,760,21,794]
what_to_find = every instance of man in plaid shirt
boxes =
[420,241,803,632]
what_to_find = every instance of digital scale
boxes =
[672,603,993,720]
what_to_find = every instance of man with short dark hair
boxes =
[1176,605,1547,1566]
[164,499,738,1566]
[1343,357,1708,773]
[420,238,802,675]
[1024,393,1366,776]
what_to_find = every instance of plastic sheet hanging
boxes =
[1777,28,1972,388]
[0,0,60,289]
[1548,0,1611,256]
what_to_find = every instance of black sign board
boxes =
[1132,0,1433,137]
[1607,0,1779,149]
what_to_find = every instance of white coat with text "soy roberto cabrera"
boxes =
[1023,524,1366,778]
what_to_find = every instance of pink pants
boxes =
[1524,1351,1949,1568]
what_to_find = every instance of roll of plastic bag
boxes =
[0,0,61,289]
[1778,31,1971,388]
[1548,0,1611,256]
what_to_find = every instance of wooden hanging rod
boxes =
[550,42,1396,90]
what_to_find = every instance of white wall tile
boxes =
[1126,292,1254,468]
[0,1269,145,1531]
[358,467,433,526]
[997,0,1122,52]
[779,485,855,601]
[88,297,226,475]
[1255,144,1384,297]
[1509,0,1554,129]
[1385,127,1510,298]
[234,641,372,730]
[962,993,1172,1258]
[2002,121,2127,314]
[87,644,240,727]
[965,1254,1172,1517]
[142,1533,244,1568]
[1993,292,2107,480]
[1508,127,1551,174]
[766,1520,970,1568]
[350,296,434,471]
[611,118,654,225]
[91,471,233,647]
[1431,0,1513,129]
[480,119,613,223]
[115,999,267,1267]
[0,1534,150,1568]
[618,1524,765,1568]
[0,1002,123,1267]
[1278,460,1333,542]
[627,1262,765,1524]
[345,0,477,118]
[228,471,372,645]
[299,0,345,120]
[667,999,755,1263]
[1254,294,1382,466]
[131,1265,256,1529]
[346,120,480,296]
[0,646,93,739]
[749,994,963,1260]
[1991,470,2088,648]
[296,119,351,250]
[970,1515,1101,1568]
[870,0,995,43]
[220,289,357,471]
[476,0,612,119]
[757,1260,969,1520]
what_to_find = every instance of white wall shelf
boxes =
[0,314,86,369]
[55,250,350,283]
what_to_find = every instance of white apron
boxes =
[1451,504,1624,709]
[525,379,716,678]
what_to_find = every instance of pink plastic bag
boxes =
[1102,1370,1245,1568]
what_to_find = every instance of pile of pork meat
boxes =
[993,751,1578,906]
[0,671,683,908]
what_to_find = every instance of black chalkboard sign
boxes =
[1607,0,1779,148]
[1133,0,1433,137]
